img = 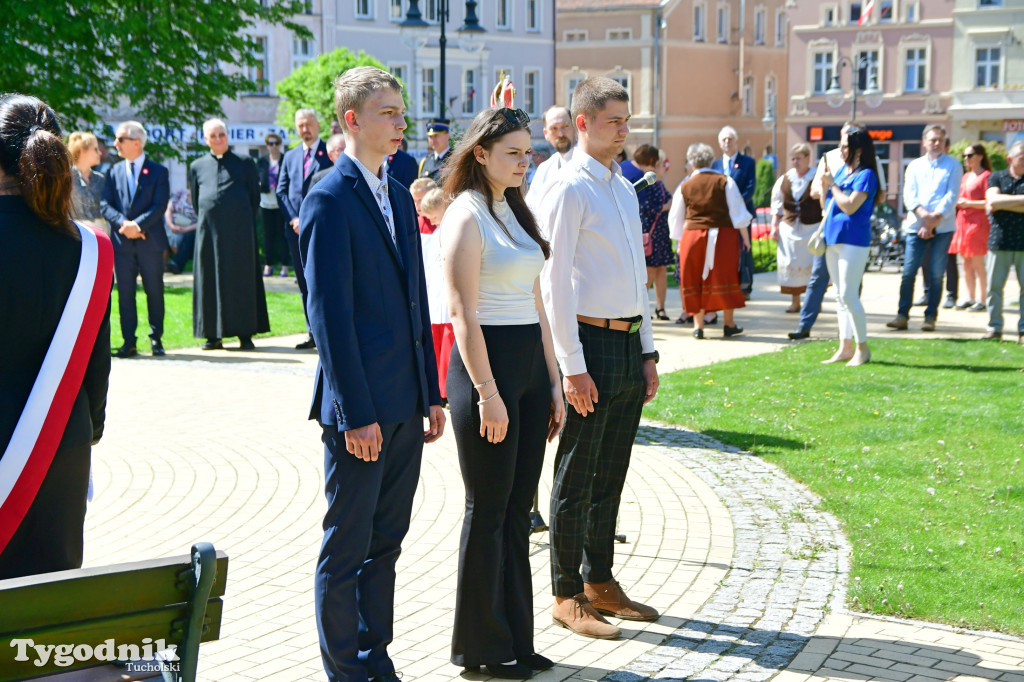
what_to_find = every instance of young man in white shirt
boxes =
[538,77,661,640]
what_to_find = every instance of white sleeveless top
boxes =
[442,190,544,325]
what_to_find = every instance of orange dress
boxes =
[950,170,991,258]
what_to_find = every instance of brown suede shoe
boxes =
[886,315,908,330]
[583,579,659,621]
[552,594,621,639]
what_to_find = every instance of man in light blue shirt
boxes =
[887,125,963,331]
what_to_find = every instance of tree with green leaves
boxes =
[275,48,413,145]
[0,1,312,160]
[753,158,776,208]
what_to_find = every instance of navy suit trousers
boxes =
[316,417,423,682]
[114,243,164,344]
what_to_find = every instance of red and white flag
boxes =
[0,222,113,555]
[858,0,875,25]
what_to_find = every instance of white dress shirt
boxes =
[345,151,395,243]
[667,169,753,241]
[125,152,145,202]
[537,150,654,376]
[901,153,963,234]
[526,148,574,212]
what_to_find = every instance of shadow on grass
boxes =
[637,423,808,454]
[868,359,1023,373]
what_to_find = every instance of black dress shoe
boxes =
[369,673,402,682]
[525,653,555,671]
[295,334,317,350]
[113,344,137,358]
[485,663,532,679]
[238,336,256,351]
[151,339,165,356]
[723,324,744,337]
[788,327,810,340]
[693,328,704,339]
[201,338,223,351]
[704,312,718,325]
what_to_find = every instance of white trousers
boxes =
[824,243,869,343]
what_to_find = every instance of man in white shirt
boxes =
[538,77,660,641]
[526,105,575,210]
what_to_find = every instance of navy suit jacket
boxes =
[386,148,418,190]
[298,156,441,430]
[276,139,333,224]
[100,157,170,252]
[712,153,757,216]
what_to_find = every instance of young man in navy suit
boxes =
[299,66,445,682]
[711,125,756,297]
[100,120,170,357]
[276,108,333,349]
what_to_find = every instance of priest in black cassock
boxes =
[189,118,270,350]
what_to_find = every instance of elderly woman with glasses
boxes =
[441,105,562,679]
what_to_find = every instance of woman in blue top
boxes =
[819,126,878,366]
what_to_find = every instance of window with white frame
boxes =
[497,0,511,29]
[821,4,838,26]
[607,28,632,40]
[389,64,408,88]
[812,50,834,94]
[979,0,1003,6]
[567,75,585,108]
[754,7,766,45]
[524,70,540,116]
[462,69,477,114]
[423,0,439,23]
[564,29,587,42]
[694,2,706,41]
[743,77,754,115]
[717,5,729,43]
[355,0,373,19]
[421,67,438,116]
[292,37,314,71]
[248,36,269,94]
[389,0,404,22]
[904,1,919,21]
[976,47,1001,88]
[775,9,786,46]
[526,0,541,31]
[610,73,630,94]
[879,0,893,21]
[904,46,927,92]
[849,2,862,24]
[856,49,880,92]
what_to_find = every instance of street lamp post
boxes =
[401,0,486,123]
[825,55,884,122]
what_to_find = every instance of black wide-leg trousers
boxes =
[549,322,645,598]
[448,324,550,667]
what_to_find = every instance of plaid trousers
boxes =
[549,322,646,597]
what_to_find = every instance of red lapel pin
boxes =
[142,167,150,175]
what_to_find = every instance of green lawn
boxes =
[109,286,308,351]
[646,338,1024,634]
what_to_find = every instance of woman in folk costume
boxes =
[0,94,113,579]
[668,142,752,339]
[770,143,820,313]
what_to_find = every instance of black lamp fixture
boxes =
[825,55,884,122]
[401,0,487,122]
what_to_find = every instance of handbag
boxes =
[642,231,653,257]
[808,197,835,257]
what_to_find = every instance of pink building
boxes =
[784,0,954,203]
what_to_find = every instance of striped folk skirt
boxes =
[678,227,746,314]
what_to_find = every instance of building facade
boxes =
[556,0,789,192]
[784,0,955,204]
[323,0,556,148]
[947,0,1024,150]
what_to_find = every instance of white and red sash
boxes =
[0,222,113,555]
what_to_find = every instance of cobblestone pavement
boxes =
[81,271,1023,681]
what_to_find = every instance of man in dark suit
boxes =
[711,125,756,296]
[276,108,333,349]
[416,119,452,182]
[386,140,418,189]
[101,120,170,357]
[299,66,445,682]
[310,133,346,188]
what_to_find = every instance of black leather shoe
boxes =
[693,328,704,339]
[295,335,316,350]
[113,344,137,358]
[370,674,402,682]
[704,312,718,325]
[485,663,532,679]
[238,337,256,351]
[201,338,223,351]
[151,339,165,356]
[525,653,555,671]
[723,324,744,337]
[788,327,810,340]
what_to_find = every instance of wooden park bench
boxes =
[0,543,228,682]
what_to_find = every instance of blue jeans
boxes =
[898,231,954,320]
[798,254,829,331]
[986,250,1024,334]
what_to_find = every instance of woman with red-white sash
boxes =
[0,94,113,579]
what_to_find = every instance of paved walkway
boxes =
[84,271,1023,681]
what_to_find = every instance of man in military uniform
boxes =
[417,119,451,183]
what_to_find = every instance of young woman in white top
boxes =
[441,107,564,679]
